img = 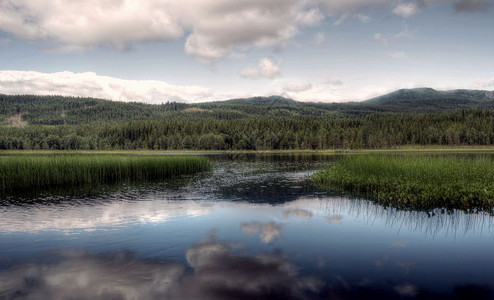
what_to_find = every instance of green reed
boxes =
[0,155,211,193]
[314,155,494,210]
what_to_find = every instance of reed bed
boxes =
[0,155,211,193]
[314,155,494,210]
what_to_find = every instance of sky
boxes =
[0,0,493,104]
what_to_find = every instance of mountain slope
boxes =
[364,88,494,112]
[2,88,494,126]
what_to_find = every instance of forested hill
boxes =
[3,89,494,150]
[1,88,494,126]
[364,88,494,111]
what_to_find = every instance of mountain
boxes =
[2,88,494,126]
[364,88,494,112]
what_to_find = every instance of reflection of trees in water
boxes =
[317,197,494,238]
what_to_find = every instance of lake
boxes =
[1,153,493,299]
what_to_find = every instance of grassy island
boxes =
[314,155,494,210]
[0,154,211,194]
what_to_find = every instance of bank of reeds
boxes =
[314,155,494,210]
[0,155,211,193]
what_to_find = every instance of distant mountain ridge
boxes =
[364,88,494,111]
[1,88,494,126]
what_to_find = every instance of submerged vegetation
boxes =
[0,155,211,194]
[314,155,494,210]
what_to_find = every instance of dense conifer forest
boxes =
[1,88,494,150]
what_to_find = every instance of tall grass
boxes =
[0,155,211,193]
[314,155,494,210]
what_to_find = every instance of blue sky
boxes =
[0,0,493,103]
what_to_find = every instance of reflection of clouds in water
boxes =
[394,283,419,297]
[0,250,184,300]
[327,215,343,225]
[290,197,494,237]
[0,200,212,233]
[0,234,322,300]
[175,233,322,299]
[283,209,313,220]
[389,242,408,248]
[240,222,283,243]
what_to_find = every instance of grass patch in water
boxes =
[0,155,211,194]
[314,155,494,210]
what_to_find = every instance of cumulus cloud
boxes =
[0,0,487,62]
[241,221,283,243]
[393,2,420,17]
[0,70,216,103]
[0,0,324,62]
[240,58,282,79]
[282,81,313,93]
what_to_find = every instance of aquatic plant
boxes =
[314,155,494,210]
[0,155,211,193]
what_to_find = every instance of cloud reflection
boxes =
[283,209,313,220]
[0,200,212,233]
[0,234,322,300]
[240,222,284,243]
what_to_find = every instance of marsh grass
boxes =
[0,155,211,194]
[314,155,494,210]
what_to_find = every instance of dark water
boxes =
[1,153,494,299]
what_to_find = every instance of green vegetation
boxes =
[1,89,494,151]
[314,155,494,210]
[0,155,211,194]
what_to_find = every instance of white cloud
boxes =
[356,14,372,23]
[388,51,408,58]
[393,2,420,17]
[0,0,488,63]
[0,70,216,104]
[240,58,282,79]
[374,33,388,45]
[0,0,323,62]
[472,77,494,88]
[314,32,326,45]
[282,81,313,92]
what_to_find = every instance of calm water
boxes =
[1,153,494,299]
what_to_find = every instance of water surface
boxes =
[1,153,493,299]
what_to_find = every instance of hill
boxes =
[364,88,494,112]
[1,88,494,126]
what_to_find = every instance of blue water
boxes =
[0,154,493,299]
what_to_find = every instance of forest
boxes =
[1,90,494,151]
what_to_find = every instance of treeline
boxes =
[1,109,494,150]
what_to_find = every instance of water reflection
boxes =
[1,153,494,299]
[0,233,321,300]
[1,234,492,300]
[1,194,494,238]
